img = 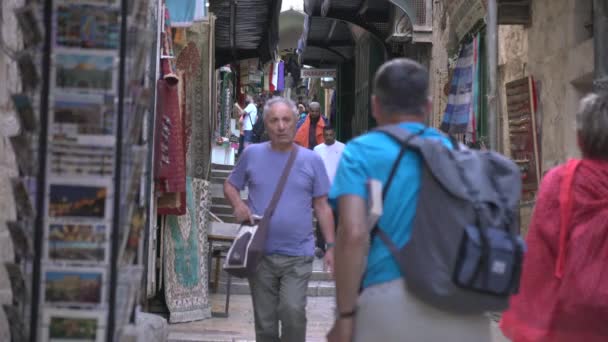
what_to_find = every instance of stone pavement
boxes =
[168,294,335,342]
[168,293,511,342]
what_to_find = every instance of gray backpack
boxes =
[372,124,526,314]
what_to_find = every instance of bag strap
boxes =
[555,159,582,279]
[262,145,299,220]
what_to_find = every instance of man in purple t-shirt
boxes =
[224,97,336,342]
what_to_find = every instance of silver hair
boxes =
[576,92,608,159]
[309,101,321,110]
[263,96,299,119]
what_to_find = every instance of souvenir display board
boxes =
[13,0,158,341]
[506,76,541,202]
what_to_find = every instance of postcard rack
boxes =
[8,1,158,341]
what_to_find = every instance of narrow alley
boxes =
[0,0,606,341]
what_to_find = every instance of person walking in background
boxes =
[313,126,344,258]
[234,94,258,155]
[314,126,345,184]
[297,103,308,125]
[224,97,336,342]
[295,101,326,149]
[500,93,608,342]
[327,59,491,342]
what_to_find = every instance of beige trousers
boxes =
[354,278,492,342]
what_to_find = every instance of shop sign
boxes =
[301,68,337,79]
[449,0,487,43]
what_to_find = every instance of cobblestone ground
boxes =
[167,293,510,342]
[168,294,335,342]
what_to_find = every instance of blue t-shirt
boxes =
[329,122,452,289]
[228,143,330,256]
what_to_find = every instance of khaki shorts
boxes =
[354,278,492,342]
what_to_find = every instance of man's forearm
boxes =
[224,180,244,209]
[315,203,336,245]
[334,196,369,315]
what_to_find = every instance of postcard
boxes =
[42,308,105,342]
[47,181,111,220]
[43,267,105,306]
[56,3,120,50]
[52,95,115,136]
[47,223,108,263]
[54,50,117,94]
[49,139,115,177]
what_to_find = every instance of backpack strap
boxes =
[555,159,582,279]
[373,125,426,199]
[368,125,425,240]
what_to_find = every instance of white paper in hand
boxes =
[367,179,383,231]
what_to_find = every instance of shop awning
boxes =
[299,0,421,66]
[300,16,355,66]
[210,0,282,68]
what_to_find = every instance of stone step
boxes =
[211,197,231,206]
[210,204,234,216]
[211,163,234,171]
[213,215,239,224]
[211,169,231,179]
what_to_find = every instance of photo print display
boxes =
[52,94,115,137]
[56,3,120,50]
[47,181,111,220]
[46,223,108,263]
[54,50,116,94]
[42,308,105,342]
[49,139,114,177]
[43,267,105,306]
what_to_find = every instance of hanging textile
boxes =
[271,62,280,92]
[276,60,285,92]
[264,64,270,91]
[156,3,187,215]
[164,177,212,323]
[165,0,204,27]
[268,63,275,92]
[185,19,214,179]
[154,78,187,215]
[469,33,481,143]
[441,36,479,136]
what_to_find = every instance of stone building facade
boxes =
[429,0,595,231]
[0,0,24,339]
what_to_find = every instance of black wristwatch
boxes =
[326,242,336,250]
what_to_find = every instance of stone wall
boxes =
[525,0,594,172]
[429,0,451,129]
[0,0,24,338]
[430,0,594,233]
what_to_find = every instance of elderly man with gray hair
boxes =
[224,97,336,342]
[295,101,327,149]
[500,92,608,342]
